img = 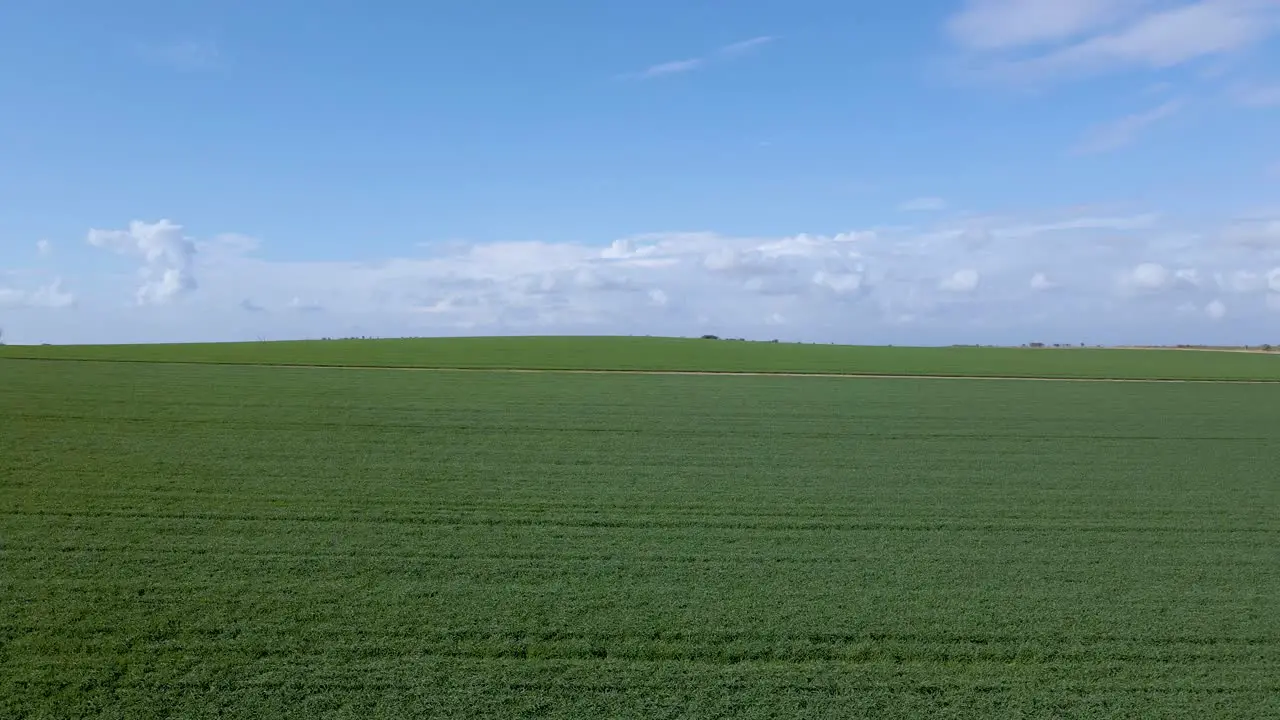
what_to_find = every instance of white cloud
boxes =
[1032,1,1276,74]
[36,239,52,257]
[0,279,76,309]
[948,0,1146,51]
[1030,272,1057,290]
[635,58,704,79]
[1126,262,1173,291]
[939,269,981,292]
[288,297,324,313]
[716,36,776,57]
[627,36,774,79]
[1215,269,1266,293]
[1222,217,1280,249]
[1205,298,1227,319]
[813,270,864,295]
[12,208,1280,345]
[1073,100,1182,154]
[87,219,198,305]
[1173,267,1199,287]
[898,197,949,212]
[0,289,26,308]
[950,0,1280,84]
[988,212,1160,237]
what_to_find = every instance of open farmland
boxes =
[2,335,1280,381]
[2,348,1279,718]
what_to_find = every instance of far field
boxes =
[2,335,1279,381]
[2,340,1278,718]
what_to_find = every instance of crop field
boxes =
[3,335,1279,381]
[2,348,1279,718]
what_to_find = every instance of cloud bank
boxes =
[3,208,1279,346]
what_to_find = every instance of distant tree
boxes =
[700,334,719,340]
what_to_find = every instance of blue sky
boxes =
[2,0,1279,345]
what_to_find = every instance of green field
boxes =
[2,345,1278,718]
[2,335,1279,381]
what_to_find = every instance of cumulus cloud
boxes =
[87,219,198,305]
[36,239,52,257]
[1125,262,1173,291]
[1205,298,1227,319]
[939,269,981,293]
[1029,272,1057,290]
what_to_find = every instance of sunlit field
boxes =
[3,335,1279,381]
[2,344,1277,718]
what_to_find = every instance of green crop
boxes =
[2,335,1278,381]
[2,356,1277,718]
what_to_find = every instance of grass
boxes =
[2,335,1279,381]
